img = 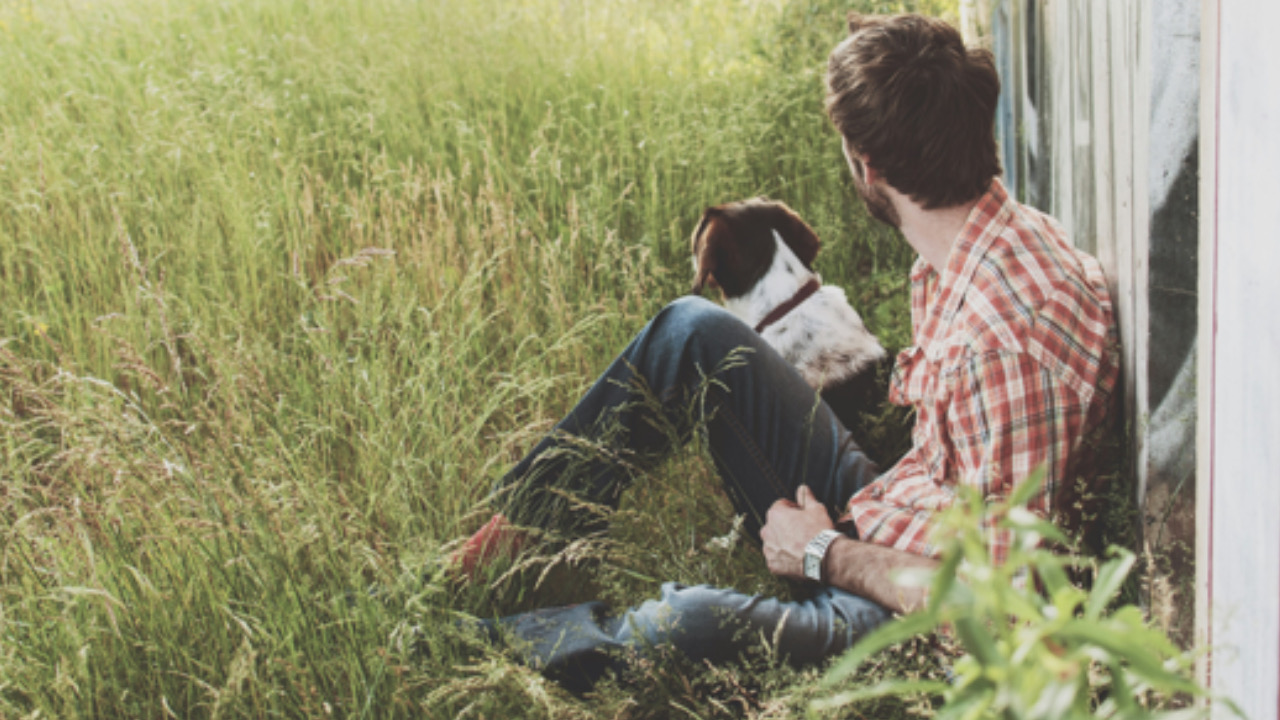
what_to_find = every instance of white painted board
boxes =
[1199,0,1280,716]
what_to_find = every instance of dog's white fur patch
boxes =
[722,231,886,390]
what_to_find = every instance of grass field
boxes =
[0,0,955,716]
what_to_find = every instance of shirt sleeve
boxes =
[946,349,1091,566]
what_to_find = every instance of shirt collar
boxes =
[912,178,1014,354]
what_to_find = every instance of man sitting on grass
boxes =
[451,12,1119,691]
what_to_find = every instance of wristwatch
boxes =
[803,529,843,582]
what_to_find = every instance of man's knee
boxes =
[620,583,750,652]
[648,296,754,362]
[655,296,728,335]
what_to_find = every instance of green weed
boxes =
[0,0,956,716]
[814,473,1218,720]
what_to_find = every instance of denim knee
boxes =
[647,297,755,366]
[653,296,731,338]
[615,582,892,667]
[617,583,749,654]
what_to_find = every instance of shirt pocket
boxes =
[892,345,944,407]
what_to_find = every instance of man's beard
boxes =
[855,175,901,229]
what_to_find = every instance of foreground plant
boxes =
[814,471,1233,719]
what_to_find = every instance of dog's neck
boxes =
[723,231,819,328]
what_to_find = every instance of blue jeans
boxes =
[486,297,889,689]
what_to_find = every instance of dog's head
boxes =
[689,197,821,298]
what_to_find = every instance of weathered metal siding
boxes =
[984,0,1199,642]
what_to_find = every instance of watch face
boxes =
[804,553,820,580]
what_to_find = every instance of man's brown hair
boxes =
[825,13,1002,209]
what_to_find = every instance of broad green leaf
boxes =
[1008,466,1049,508]
[1033,550,1074,597]
[1055,621,1200,694]
[930,544,965,613]
[809,679,947,714]
[1050,585,1089,623]
[1026,677,1086,720]
[1107,658,1138,712]
[821,610,939,687]
[1085,547,1137,620]
[937,684,995,720]
[1002,594,1045,626]
[953,616,1002,667]
[1004,507,1070,546]
[1108,605,1184,657]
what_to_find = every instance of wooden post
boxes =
[1197,0,1280,715]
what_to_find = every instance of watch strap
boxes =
[803,529,843,582]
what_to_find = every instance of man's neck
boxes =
[887,187,980,272]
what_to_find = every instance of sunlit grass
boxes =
[0,0,949,716]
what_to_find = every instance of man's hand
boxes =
[759,485,834,580]
[760,484,941,614]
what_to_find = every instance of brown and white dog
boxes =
[690,197,887,431]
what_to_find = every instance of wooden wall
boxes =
[1197,1,1280,715]
[985,0,1280,714]
[984,0,1200,641]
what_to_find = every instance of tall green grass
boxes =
[1,0,951,716]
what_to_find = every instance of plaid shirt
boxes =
[843,179,1119,566]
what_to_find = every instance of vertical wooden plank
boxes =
[961,0,978,42]
[1070,0,1096,255]
[1009,0,1027,198]
[1091,0,1115,280]
[993,1,1018,192]
[1094,0,1144,488]
[1045,0,1074,233]
[1203,1,1280,715]
[1143,0,1200,647]
[1195,0,1217,695]
[1022,0,1046,210]
[1110,0,1135,443]
[1111,0,1148,517]
[1130,0,1153,511]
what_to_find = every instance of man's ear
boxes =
[860,155,881,186]
[841,137,880,184]
[766,202,821,269]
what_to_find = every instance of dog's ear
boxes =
[690,209,720,295]
[693,202,779,297]
[766,202,822,269]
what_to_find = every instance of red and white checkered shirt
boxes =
[843,178,1120,566]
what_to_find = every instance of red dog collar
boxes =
[754,278,821,334]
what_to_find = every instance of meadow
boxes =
[0,0,955,716]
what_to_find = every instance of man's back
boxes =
[845,178,1120,565]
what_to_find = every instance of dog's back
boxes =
[690,197,889,433]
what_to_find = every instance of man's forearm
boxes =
[758,486,938,616]
[821,536,937,615]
